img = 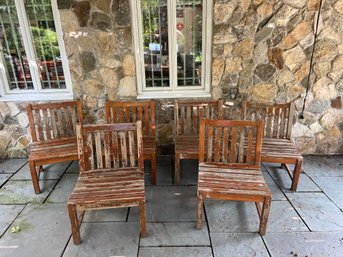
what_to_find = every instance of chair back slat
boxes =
[174,99,223,136]
[243,101,293,139]
[106,100,155,138]
[77,122,143,173]
[199,119,263,169]
[27,100,83,143]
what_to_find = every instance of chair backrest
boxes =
[27,100,83,144]
[174,99,223,136]
[199,119,263,169]
[243,101,294,139]
[76,121,144,173]
[105,100,155,137]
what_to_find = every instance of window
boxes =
[131,0,213,98]
[0,0,72,101]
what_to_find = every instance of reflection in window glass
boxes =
[176,0,202,87]
[0,0,65,91]
[141,0,169,88]
[0,0,34,90]
[25,0,65,89]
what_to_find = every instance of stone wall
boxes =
[211,0,343,154]
[0,0,342,157]
[0,102,30,158]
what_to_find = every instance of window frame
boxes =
[0,0,73,101]
[130,0,213,99]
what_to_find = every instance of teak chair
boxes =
[197,119,272,235]
[174,99,223,184]
[243,101,303,191]
[105,100,157,184]
[67,121,147,245]
[27,100,83,194]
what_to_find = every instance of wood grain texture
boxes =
[243,101,303,191]
[27,100,83,194]
[68,121,147,245]
[105,100,157,184]
[197,119,272,236]
[174,99,223,184]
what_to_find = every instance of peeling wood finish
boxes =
[105,100,157,185]
[243,101,303,191]
[174,99,223,184]
[68,121,147,245]
[27,100,83,194]
[197,119,272,236]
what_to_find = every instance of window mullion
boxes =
[14,0,42,93]
[168,0,177,92]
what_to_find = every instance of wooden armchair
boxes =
[105,100,157,184]
[67,121,147,245]
[243,101,303,191]
[174,99,223,184]
[197,119,272,235]
[27,100,83,194]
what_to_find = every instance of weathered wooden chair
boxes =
[67,121,147,245]
[105,100,157,184]
[243,101,303,191]
[197,119,272,235]
[27,100,83,194]
[174,99,223,184]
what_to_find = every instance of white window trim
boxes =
[130,0,213,99]
[0,0,73,101]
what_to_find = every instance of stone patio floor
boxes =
[0,155,343,257]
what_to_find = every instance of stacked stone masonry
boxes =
[0,0,342,157]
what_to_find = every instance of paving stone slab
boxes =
[0,159,27,174]
[63,222,140,257]
[302,156,342,177]
[211,233,269,257]
[11,161,72,180]
[267,201,308,232]
[263,232,343,257]
[179,159,199,186]
[0,180,56,204]
[65,161,80,174]
[0,174,11,187]
[139,247,213,257]
[311,176,343,209]
[0,205,25,236]
[286,192,343,231]
[0,204,71,257]
[83,208,128,222]
[265,163,320,192]
[206,200,260,233]
[46,173,78,203]
[140,222,210,246]
[334,155,343,164]
[129,186,200,222]
[262,170,286,201]
[145,165,173,186]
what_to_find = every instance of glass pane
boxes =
[0,0,34,90]
[25,0,66,89]
[141,0,169,88]
[176,0,202,87]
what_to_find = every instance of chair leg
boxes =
[196,194,204,230]
[68,204,81,245]
[29,161,40,194]
[175,154,180,185]
[291,159,303,192]
[258,196,271,236]
[151,154,157,185]
[139,201,147,237]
